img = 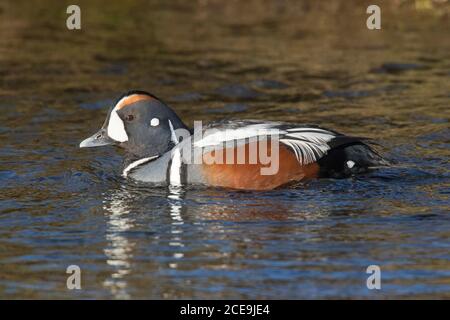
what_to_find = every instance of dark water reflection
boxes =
[0,0,449,298]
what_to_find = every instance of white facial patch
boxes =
[107,106,128,142]
[107,96,130,142]
[347,160,355,168]
[150,118,160,127]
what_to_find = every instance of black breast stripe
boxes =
[180,162,187,185]
[166,158,173,185]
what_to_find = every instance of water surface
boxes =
[0,0,449,299]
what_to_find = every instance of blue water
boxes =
[0,0,449,299]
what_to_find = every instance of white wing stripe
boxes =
[280,139,300,160]
[285,132,334,143]
[280,128,334,164]
[280,130,332,165]
[286,128,333,133]
[195,125,283,147]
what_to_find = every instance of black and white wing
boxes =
[194,120,367,165]
[278,127,337,165]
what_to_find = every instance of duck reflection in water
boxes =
[100,181,337,299]
[102,186,136,299]
[101,183,187,298]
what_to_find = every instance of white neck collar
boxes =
[122,155,159,177]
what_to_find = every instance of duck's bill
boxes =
[79,129,116,148]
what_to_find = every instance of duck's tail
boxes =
[318,140,391,178]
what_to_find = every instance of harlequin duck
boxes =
[80,90,389,190]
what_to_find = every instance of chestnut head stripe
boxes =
[116,94,154,110]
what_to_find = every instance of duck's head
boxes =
[79,90,188,158]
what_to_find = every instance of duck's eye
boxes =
[125,114,134,122]
[150,118,160,127]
